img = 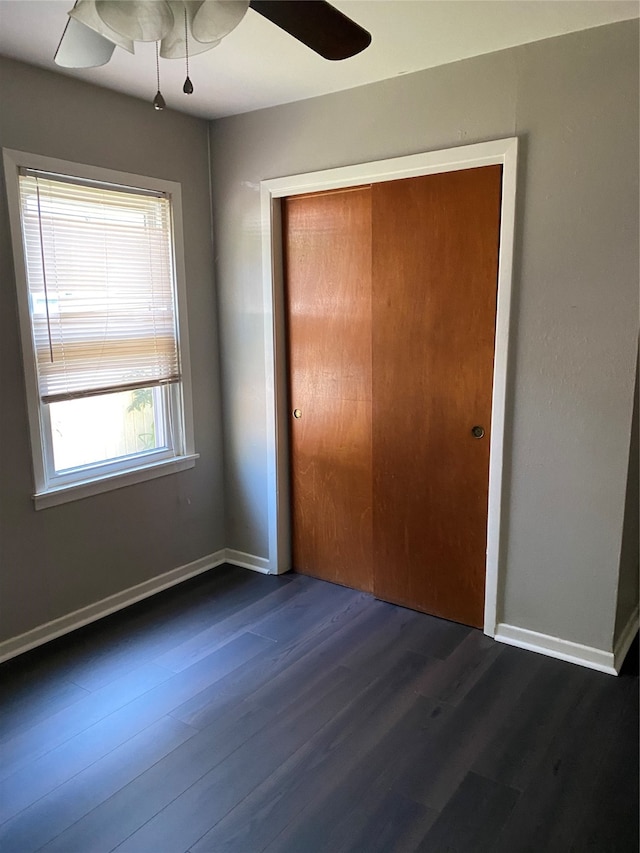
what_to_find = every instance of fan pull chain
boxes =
[183,8,194,94]
[153,41,166,110]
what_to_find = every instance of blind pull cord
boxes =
[34,178,55,363]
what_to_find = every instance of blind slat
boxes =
[19,173,181,402]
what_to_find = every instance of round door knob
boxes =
[471,425,485,439]
[293,408,302,419]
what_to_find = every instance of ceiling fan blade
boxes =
[249,0,371,61]
[54,17,116,68]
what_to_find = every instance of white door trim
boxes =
[260,137,518,636]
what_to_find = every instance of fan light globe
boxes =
[192,1,249,44]
[68,0,135,53]
[96,0,175,43]
[54,18,116,68]
[160,1,221,60]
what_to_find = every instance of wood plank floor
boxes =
[0,565,637,853]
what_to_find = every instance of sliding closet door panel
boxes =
[283,187,373,591]
[371,166,502,627]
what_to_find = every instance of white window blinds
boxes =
[18,171,181,404]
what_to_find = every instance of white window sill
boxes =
[33,454,199,510]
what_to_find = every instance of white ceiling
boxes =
[0,1,638,119]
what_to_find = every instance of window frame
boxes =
[3,149,198,510]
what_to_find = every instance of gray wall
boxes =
[210,21,639,652]
[0,58,225,643]
[616,349,639,642]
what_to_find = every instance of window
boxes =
[4,150,197,508]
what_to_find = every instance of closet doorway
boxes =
[261,138,518,634]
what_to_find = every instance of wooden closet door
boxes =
[371,166,502,628]
[283,187,373,591]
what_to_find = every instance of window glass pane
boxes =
[49,386,167,472]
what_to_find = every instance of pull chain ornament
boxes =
[182,8,193,94]
[153,41,165,109]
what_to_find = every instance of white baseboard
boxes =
[0,548,276,665]
[1,552,634,675]
[494,622,618,676]
[225,549,273,575]
[614,603,639,672]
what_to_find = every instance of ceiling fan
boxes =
[54,0,372,70]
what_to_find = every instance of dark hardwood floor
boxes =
[0,565,637,853]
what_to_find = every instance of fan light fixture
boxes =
[55,0,250,107]
[54,1,372,110]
